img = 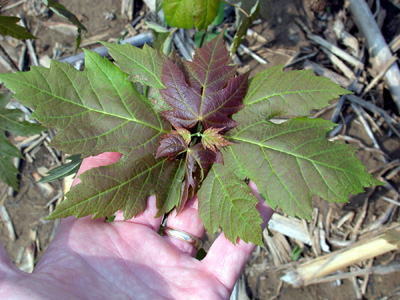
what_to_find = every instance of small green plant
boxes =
[0,0,382,244]
[0,92,44,189]
[41,0,87,51]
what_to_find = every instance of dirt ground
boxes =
[1,0,400,299]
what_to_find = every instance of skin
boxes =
[0,152,274,300]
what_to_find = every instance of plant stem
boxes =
[199,29,207,48]
[190,122,203,147]
[196,121,203,134]
[191,132,203,137]
[222,0,250,17]
[160,27,179,53]
[0,44,19,71]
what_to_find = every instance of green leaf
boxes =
[211,1,225,25]
[156,158,186,216]
[0,134,19,190]
[0,92,43,189]
[48,155,183,219]
[197,160,263,245]
[146,21,170,33]
[41,0,86,32]
[162,0,195,29]
[243,65,351,118]
[103,42,165,90]
[162,0,221,30]
[145,22,172,54]
[0,105,44,137]
[0,16,37,39]
[230,1,259,54]
[149,88,172,112]
[225,115,382,218]
[0,133,21,158]
[194,0,221,30]
[153,31,173,54]
[0,50,166,157]
[290,245,303,261]
[39,154,82,183]
[195,248,207,260]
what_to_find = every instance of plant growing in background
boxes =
[0,0,382,244]
[0,2,42,189]
[0,92,44,189]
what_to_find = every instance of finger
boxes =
[163,196,205,257]
[202,181,274,290]
[113,195,162,232]
[0,242,19,274]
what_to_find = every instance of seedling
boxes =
[0,32,381,244]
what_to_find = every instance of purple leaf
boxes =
[160,33,248,131]
[155,131,188,159]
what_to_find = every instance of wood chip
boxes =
[281,224,400,286]
[0,205,16,241]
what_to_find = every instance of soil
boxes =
[1,0,400,299]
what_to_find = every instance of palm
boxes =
[32,217,231,299]
[0,153,273,300]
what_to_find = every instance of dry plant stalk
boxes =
[281,224,400,286]
[349,0,400,111]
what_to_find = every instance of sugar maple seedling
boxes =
[0,33,381,245]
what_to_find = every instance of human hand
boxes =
[0,152,274,300]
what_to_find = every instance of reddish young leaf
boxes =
[201,127,233,152]
[160,58,200,129]
[200,73,248,130]
[184,33,236,93]
[160,33,248,131]
[155,131,188,160]
[188,143,223,180]
[175,128,191,144]
[155,130,223,212]
[178,143,223,211]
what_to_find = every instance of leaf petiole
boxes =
[222,0,250,17]
[191,132,203,137]
[199,29,207,48]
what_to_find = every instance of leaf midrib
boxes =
[202,75,246,119]
[167,0,193,26]
[245,89,335,106]
[230,136,359,176]
[198,37,223,116]
[58,158,168,214]
[12,79,165,133]
[0,19,31,38]
[212,166,258,236]
[0,111,23,128]
[226,146,309,215]
[110,45,164,89]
